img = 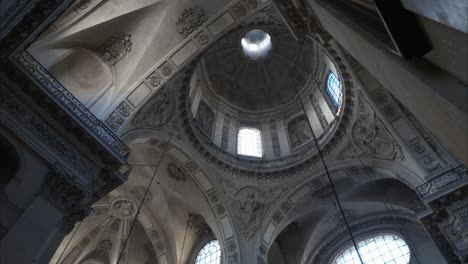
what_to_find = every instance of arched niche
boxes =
[48,47,113,108]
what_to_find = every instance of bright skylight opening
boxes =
[326,71,343,110]
[237,128,263,157]
[195,240,221,264]
[333,234,410,264]
[241,29,272,60]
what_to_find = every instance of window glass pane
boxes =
[332,234,410,264]
[327,72,343,109]
[237,128,262,157]
[195,240,221,264]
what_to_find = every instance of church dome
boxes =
[202,25,314,111]
[180,25,355,178]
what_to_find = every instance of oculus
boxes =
[241,29,272,60]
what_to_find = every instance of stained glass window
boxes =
[326,71,343,108]
[333,234,411,264]
[195,240,221,264]
[237,128,262,157]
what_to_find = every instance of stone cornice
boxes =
[0,0,130,211]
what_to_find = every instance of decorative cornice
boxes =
[416,166,467,200]
[13,52,130,161]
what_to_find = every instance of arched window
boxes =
[195,240,221,264]
[333,234,410,264]
[237,128,262,157]
[326,72,343,109]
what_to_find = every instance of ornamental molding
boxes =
[416,166,467,200]
[13,52,130,161]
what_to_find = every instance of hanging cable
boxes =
[288,36,365,264]
[54,221,82,264]
[116,86,178,263]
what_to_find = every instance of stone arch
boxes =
[252,161,426,264]
[120,129,243,264]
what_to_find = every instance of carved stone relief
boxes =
[288,115,313,149]
[232,186,287,239]
[96,32,132,65]
[187,213,213,240]
[131,87,175,129]
[176,8,208,38]
[351,113,400,160]
[166,162,189,182]
[110,198,137,219]
[196,101,215,136]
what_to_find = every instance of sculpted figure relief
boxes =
[233,187,266,239]
[232,186,287,239]
[131,89,175,129]
[288,115,313,149]
[351,113,399,160]
[196,101,215,136]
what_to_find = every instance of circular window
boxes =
[241,29,272,60]
[333,234,410,264]
[195,240,221,264]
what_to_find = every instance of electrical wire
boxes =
[116,90,178,263]
[289,36,365,264]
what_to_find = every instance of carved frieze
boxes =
[176,8,208,38]
[416,166,467,199]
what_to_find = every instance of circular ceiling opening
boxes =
[241,29,272,60]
